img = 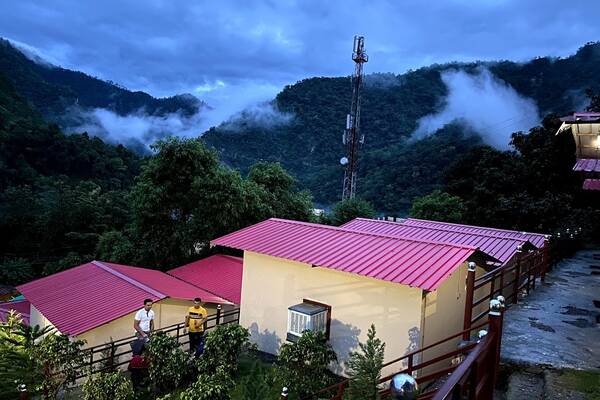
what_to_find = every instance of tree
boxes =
[82,371,134,400]
[131,137,249,268]
[0,258,33,286]
[95,231,135,264]
[247,162,313,222]
[180,365,233,400]
[275,331,338,398]
[198,324,251,376]
[330,198,376,226]
[145,332,193,393]
[345,325,385,400]
[409,190,466,223]
[34,333,86,399]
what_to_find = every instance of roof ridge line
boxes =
[166,273,233,304]
[91,260,166,299]
[406,218,546,237]
[269,218,478,251]
[362,218,534,242]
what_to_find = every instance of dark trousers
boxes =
[189,331,205,356]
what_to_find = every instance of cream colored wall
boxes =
[420,262,469,374]
[240,251,424,376]
[29,304,55,332]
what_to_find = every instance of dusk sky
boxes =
[2,0,600,111]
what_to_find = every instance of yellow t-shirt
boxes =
[187,306,207,333]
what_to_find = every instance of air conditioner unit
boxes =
[286,302,329,342]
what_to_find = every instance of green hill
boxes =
[203,43,600,212]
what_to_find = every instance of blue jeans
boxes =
[189,332,205,357]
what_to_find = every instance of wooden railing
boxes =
[432,298,505,400]
[76,307,240,378]
[305,321,490,400]
[462,240,550,339]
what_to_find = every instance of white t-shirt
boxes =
[134,308,155,332]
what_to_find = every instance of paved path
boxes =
[501,250,600,370]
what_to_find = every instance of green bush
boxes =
[345,324,385,400]
[180,366,233,400]
[409,190,466,223]
[275,331,337,398]
[198,324,251,376]
[330,198,376,226]
[146,332,194,393]
[82,371,134,400]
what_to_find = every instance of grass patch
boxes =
[557,370,600,400]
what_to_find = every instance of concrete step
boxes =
[505,371,544,400]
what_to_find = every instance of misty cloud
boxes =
[66,101,293,148]
[412,68,540,149]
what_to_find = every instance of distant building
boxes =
[17,260,233,347]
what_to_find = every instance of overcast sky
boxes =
[2,0,600,108]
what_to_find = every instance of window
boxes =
[286,300,331,342]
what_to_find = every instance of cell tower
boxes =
[341,35,368,200]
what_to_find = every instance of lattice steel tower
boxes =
[341,35,368,200]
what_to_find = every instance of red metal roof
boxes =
[583,179,600,191]
[0,299,30,325]
[168,255,243,304]
[573,159,600,173]
[341,218,536,264]
[560,112,600,123]
[17,261,230,336]
[211,219,495,291]
[105,262,228,304]
[402,218,547,248]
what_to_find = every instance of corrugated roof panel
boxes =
[583,178,600,191]
[168,255,243,304]
[341,218,541,263]
[18,263,159,336]
[574,159,600,172]
[211,219,490,291]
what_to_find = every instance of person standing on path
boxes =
[184,297,207,357]
[134,299,155,340]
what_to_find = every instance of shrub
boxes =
[180,366,233,400]
[198,324,251,376]
[82,371,134,400]
[146,332,194,393]
[238,360,277,400]
[330,198,376,226]
[275,331,337,398]
[345,324,385,400]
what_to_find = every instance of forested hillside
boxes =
[203,43,600,211]
[0,72,142,282]
[0,39,202,119]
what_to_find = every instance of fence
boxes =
[462,240,550,339]
[306,321,491,400]
[431,298,505,400]
[76,307,240,379]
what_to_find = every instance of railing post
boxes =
[280,387,288,399]
[488,296,505,397]
[541,235,550,283]
[18,384,28,400]
[512,247,522,304]
[463,262,476,340]
[407,353,413,375]
[89,348,94,370]
[216,305,222,326]
[525,253,532,294]
[176,323,180,343]
[109,341,115,370]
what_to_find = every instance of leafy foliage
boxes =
[236,360,277,400]
[131,137,313,269]
[82,371,134,400]
[345,325,385,400]
[180,366,233,400]
[275,331,338,398]
[34,334,87,399]
[198,324,251,376]
[145,332,194,393]
[329,198,376,226]
[0,258,33,286]
[409,190,466,223]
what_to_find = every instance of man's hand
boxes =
[183,327,187,334]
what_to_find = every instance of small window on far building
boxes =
[286,300,331,342]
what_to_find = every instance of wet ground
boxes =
[501,250,600,370]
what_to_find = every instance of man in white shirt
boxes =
[134,298,155,338]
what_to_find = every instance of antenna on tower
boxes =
[341,35,368,200]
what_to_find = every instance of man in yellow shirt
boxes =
[184,297,207,356]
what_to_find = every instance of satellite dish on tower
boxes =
[340,157,349,166]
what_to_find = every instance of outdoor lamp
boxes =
[390,373,418,400]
